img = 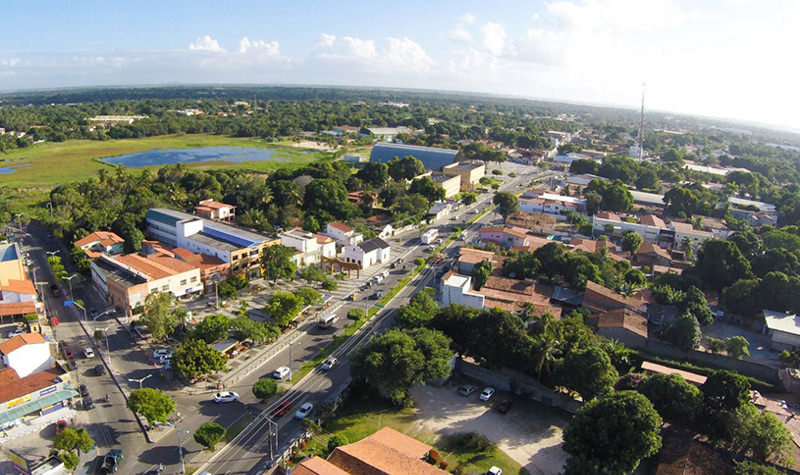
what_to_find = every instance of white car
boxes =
[83,347,95,358]
[153,349,172,360]
[157,354,172,365]
[295,402,313,420]
[6,329,25,338]
[321,357,337,371]
[213,391,240,404]
[272,366,291,380]
[479,387,495,401]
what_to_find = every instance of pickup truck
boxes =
[100,449,123,473]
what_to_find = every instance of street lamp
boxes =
[64,274,79,298]
[128,373,153,389]
[175,427,190,474]
[45,250,60,259]
[97,326,111,364]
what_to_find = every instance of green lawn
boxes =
[297,388,528,475]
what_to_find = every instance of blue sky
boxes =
[1,0,798,130]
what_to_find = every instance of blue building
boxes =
[369,143,463,171]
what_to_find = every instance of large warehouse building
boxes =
[369,143,463,171]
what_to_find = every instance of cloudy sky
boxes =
[1,0,798,130]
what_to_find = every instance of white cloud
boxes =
[0,58,21,67]
[481,22,506,56]
[449,26,473,43]
[340,36,377,59]
[189,35,225,52]
[317,33,336,47]
[313,35,434,75]
[238,37,281,56]
[461,13,476,25]
[383,37,435,73]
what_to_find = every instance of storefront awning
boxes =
[0,388,77,424]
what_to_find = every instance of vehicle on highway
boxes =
[83,347,95,358]
[369,290,383,300]
[213,391,240,403]
[6,328,25,338]
[153,349,172,360]
[497,399,512,414]
[479,387,495,401]
[458,385,477,396]
[94,364,106,376]
[321,356,337,370]
[59,341,74,360]
[318,314,338,329]
[78,384,89,398]
[272,366,291,380]
[100,449,123,473]
[372,274,384,284]
[459,231,468,240]
[271,400,291,418]
[295,402,313,420]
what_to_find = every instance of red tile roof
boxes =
[596,308,648,339]
[640,214,667,228]
[328,222,353,233]
[478,226,529,239]
[0,279,36,295]
[0,302,36,317]
[115,253,197,280]
[172,247,228,270]
[294,457,350,475]
[595,211,621,220]
[0,332,46,355]
[0,366,63,405]
[583,281,646,314]
[637,242,672,261]
[197,199,235,210]
[74,231,124,248]
[327,427,444,475]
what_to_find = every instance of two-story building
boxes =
[441,160,486,190]
[279,228,337,267]
[0,280,37,320]
[342,238,391,268]
[0,363,75,434]
[322,222,363,247]
[74,231,125,259]
[477,226,532,248]
[195,199,236,222]
[429,173,461,198]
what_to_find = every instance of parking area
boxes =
[411,383,569,475]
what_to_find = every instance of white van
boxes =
[318,314,338,329]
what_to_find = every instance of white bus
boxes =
[318,314,338,329]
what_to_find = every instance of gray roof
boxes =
[149,208,275,247]
[630,190,665,206]
[358,237,390,253]
[369,143,462,171]
[0,243,19,262]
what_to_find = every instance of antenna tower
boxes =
[637,83,645,161]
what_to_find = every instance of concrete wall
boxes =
[5,343,51,378]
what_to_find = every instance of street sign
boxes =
[63,300,74,307]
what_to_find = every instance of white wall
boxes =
[4,342,52,378]
[177,219,204,238]
[145,268,203,299]
[441,275,485,309]
[0,291,35,304]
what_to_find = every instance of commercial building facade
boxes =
[441,160,486,190]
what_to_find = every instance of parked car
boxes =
[272,366,291,380]
[55,419,68,435]
[78,384,89,398]
[213,391,240,404]
[497,399,512,414]
[321,357,337,371]
[60,342,74,360]
[50,284,60,297]
[271,400,292,418]
[6,328,25,338]
[83,396,95,410]
[369,291,383,300]
[486,467,503,475]
[153,349,172,360]
[94,364,106,376]
[157,354,172,365]
[479,387,495,401]
[100,449,123,473]
[83,347,95,358]
[458,385,477,396]
[295,402,313,420]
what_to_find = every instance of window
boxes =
[180,279,187,286]
[162,285,169,291]
[190,276,197,283]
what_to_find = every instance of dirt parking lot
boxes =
[411,383,569,475]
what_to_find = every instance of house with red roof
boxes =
[582,281,647,315]
[73,231,125,258]
[323,221,364,247]
[0,333,51,378]
[477,226,533,248]
[0,279,38,319]
[195,199,236,222]
[589,308,649,349]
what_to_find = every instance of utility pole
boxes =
[636,83,646,162]
[64,274,79,298]
[175,427,189,474]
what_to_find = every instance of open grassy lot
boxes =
[0,134,329,188]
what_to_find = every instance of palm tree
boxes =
[533,332,560,380]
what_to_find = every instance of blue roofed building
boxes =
[146,208,279,279]
[369,143,463,171]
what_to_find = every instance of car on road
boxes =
[271,401,291,418]
[369,291,383,300]
[83,347,95,358]
[213,391,240,403]
[78,384,89,398]
[295,402,313,420]
[157,354,172,365]
[153,349,172,360]
[479,387,495,401]
[458,385,477,396]
[272,366,291,380]
[100,449,123,473]
[49,284,60,297]
[321,357,337,371]
[497,399,512,414]
[94,364,106,376]
[83,396,95,410]
[6,328,25,338]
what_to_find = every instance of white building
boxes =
[0,333,53,378]
[279,228,337,267]
[519,192,586,218]
[323,222,363,247]
[591,212,716,248]
[427,201,455,222]
[342,238,391,268]
[441,273,485,308]
[764,310,800,351]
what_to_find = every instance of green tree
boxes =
[471,259,493,291]
[193,314,230,343]
[327,434,349,453]
[59,451,80,471]
[729,403,793,463]
[699,370,751,440]
[664,312,701,352]
[664,186,699,217]
[303,178,357,221]
[350,327,453,405]
[637,373,702,425]
[54,427,95,455]
[690,239,752,291]
[355,162,389,188]
[563,391,662,474]
[265,292,303,327]
[231,314,278,344]
[558,347,618,401]
[621,231,643,254]
[140,292,179,342]
[260,245,297,282]
[294,287,322,306]
[409,177,446,203]
[492,191,519,219]
[635,170,660,190]
[387,155,425,181]
[722,278,762,317]
[460,192,477,206]
[725,336,750,359]
[127,388,176,426]
[171,338,226,380]
[501,251,540,279]
[252,378,278,401]
[395,290,438,328]
[732,461,783,475]
[194,422,227,451]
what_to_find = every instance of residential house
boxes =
[342,238,391,268]
[669,221,715,247]
[369,143,463,171]
[0,279,37,319]
[441,160,486,190]
[90,252,203,316]
[589,309,649,349]
[194,199,236,222]
[0,243,25,286]
[279,229,337,267]
[728,197,778,226]
[763,310,800,351]
[591,212,716,248]
[323,222,363,247]
[510,234,553,254]
[295,426,446,475]
[477,226,532,248]
[146,208,279,279]
[429,173,461,198]
[170,247,230,292]
[366,214,395,239]
[442,272,561,317]
[635,242,673,267]
[0,333,52,378]
[457,248,504,275]
[0,364,75,433]
[427,201,456,222]
[582,281,646,315]
[74,231,125,258]
[360,126,412,142]
[332,125,360,135]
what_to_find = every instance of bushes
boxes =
[347,308,365,321]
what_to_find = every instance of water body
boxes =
[99,146,292,167]
[0,167,16,174]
